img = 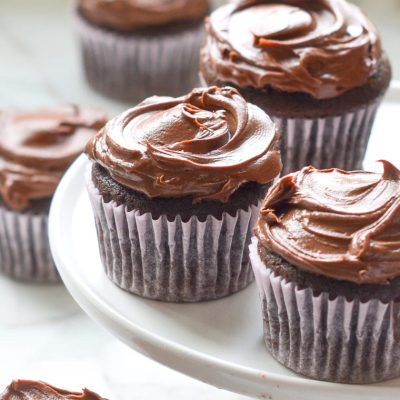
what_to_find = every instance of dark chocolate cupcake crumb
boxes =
[201,56,391,119]
[257,243,400,303]
[92,163,269,222]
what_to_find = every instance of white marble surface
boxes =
[0,276,247,400]
[0,0,399,399]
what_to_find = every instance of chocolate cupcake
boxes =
[85,86,282,302]
[1,380,106,400]
[75,0,210,103]
[250,161,400,383]
[0,105,107,283]
[200,0,391,175]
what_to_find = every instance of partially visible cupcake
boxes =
[0,105,107,283]
[85,86,282,302]
[1,380,106,400]
[250,161,400,383]
[200,0,391,175]
[75,0,210,103]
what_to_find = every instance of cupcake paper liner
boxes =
[273,101,381,175]
[75,10,204,103]
[249,238,400,384]
[0,205,59,283]
[199,74,381,175]
[86,174,261,302]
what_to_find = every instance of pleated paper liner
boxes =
[250,238,400,384]
[0,205,59,283]
[75,9,204,104]
[274,101,380,175]
[86,173,262,303]
[199,74,381,176]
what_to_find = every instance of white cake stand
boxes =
[49,84,400,400]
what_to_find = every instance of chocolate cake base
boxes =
[87,163,271,302]
[0,198,60,283]
[92,163,269,221]
[201,56,391,174]
[250,238,400,384]
[257,242,400,303]
[201,56,391,118]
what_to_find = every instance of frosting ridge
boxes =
[86,86,281,202]
[0,105,107,210]
[201,0,382,99]
[78,0,209,31]
[0,380,105,400]
[255,161,400,284]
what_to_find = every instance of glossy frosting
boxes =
[202,0,382,99]
[255,161,400,284]
[0,380,105,400]
[79,0,209,31]
[0,105,107,210]
[87,86,281,203]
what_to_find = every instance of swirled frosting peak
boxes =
[255,161,400,284]
[0,105,107,210]
[79,0,209,31]
[202,0,382,99]
[86,86,281,202]
[0,380,106,400]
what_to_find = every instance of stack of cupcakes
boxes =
[4,0,396,388]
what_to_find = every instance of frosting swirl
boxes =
[201,0,382,99]
[86,86,281,203]
[78,0,209,32]
[0,380,106,400]
[255,161,400,284]
[0,105,107,210]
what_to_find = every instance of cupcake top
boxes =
[78,0,209,32]
[202,0,382,99]
[86,86,281,203]
[0,105,107,210]
[254,161,400,284]
[0,380,106,400]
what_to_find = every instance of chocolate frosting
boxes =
[86,86,281,203]
[0,105,107,210]
[202,0,382,99]
[0,380,105,400]
[255,161,400,284]
[78,0,209,32]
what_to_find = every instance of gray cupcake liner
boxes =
[250,237,400,384]
[199,74,381,175]
[0,205,59,283]
[273,100,381,175]
[75,10,204,103]
[86,173,262,302]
